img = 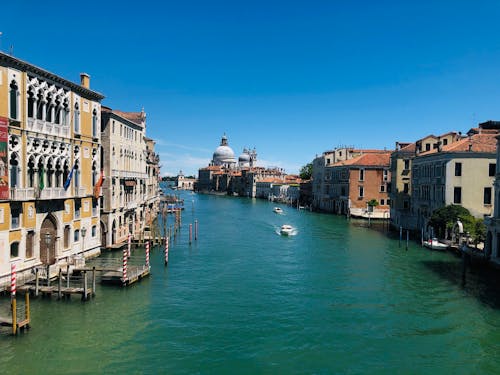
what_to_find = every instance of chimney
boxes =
[80,73,90,89]
[437,137,442,152]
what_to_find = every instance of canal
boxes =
[2,190,500,374]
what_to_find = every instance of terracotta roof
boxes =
[400,143,416,152]
[331,151,391,167]
[102,106,145,126]
[420,133,497,155]
[201,165,222,171]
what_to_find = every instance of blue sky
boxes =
[3,1,500,176]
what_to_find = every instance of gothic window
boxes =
[74,102,80,133]
[47,158,54,188]
[36,92,44,120]
[9,80,19,120]
[92,161,97,186]
[27,89,35,118]
[9,152,19,188]
[46,94,53,122]
[54,98,61,124]
[63,162,69,188]
[62,99,69,126]
[92,109,98,137]
[74,162,80,189]
[27,156,35,188]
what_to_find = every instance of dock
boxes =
[101,265,150,286]
[17,285,93,300]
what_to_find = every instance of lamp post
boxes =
[81,227,87,254]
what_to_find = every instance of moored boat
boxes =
[423,238,449,251]
[273,207,283,214]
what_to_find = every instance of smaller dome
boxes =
[239,153,250,162]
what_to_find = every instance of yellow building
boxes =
[0,52,104,290]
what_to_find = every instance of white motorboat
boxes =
[423,238,449,251]
[273,207,283,214]
[280,224,294,236]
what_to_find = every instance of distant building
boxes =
[174,170,196,190]
[328,151,392,218]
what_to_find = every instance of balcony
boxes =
[126,201,138,210]
[76,187,87,197]
[111,169,148,179]
[26,117,70,138]
[10,188,35,200]
[40,187,68,200]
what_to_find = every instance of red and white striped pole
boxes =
[11,263,16,298]
[128,233,132,258]
[165,236,169,266]
[145,241,150,268]
[122,248,128,282]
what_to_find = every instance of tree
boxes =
[428,204,473,239]
[299,163,313,180]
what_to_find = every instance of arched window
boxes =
[9,153,19,188]
[9,80,19,120]
[92,161,97,186]
[27,157,35,188]
[10,242,19,258]
[27,89,35,118]
[46,94,53,122]
[62,99,69,126]
[36,92,44,120]
[54,98,61,124]
[74,229,80,242]
[74,102,80,133]
[92,109,98,137]
[74,162,80,189]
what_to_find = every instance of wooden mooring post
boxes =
[35,268,39,297]
[58,269,62,299]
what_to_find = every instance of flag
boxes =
[63,165,75,190]
[39,165,45,191]
[94,170,104,199]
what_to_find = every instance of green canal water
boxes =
[2,191,500,374]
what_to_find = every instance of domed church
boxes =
[211,134,237,168]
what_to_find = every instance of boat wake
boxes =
[275,226,298,236]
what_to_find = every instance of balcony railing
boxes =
[26,117,70,138]
[40,187,68,200]
[10,188,35,200]
[111,169,148,179]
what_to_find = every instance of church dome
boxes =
[212,134,236,166]
[214,145,235,160]
[238,152,250,162]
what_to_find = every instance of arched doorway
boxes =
[40,215,57,265]
[100,221,107,248]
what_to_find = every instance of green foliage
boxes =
[300,163,313,180]
[428,204,485,243]
[367,199,379,207]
